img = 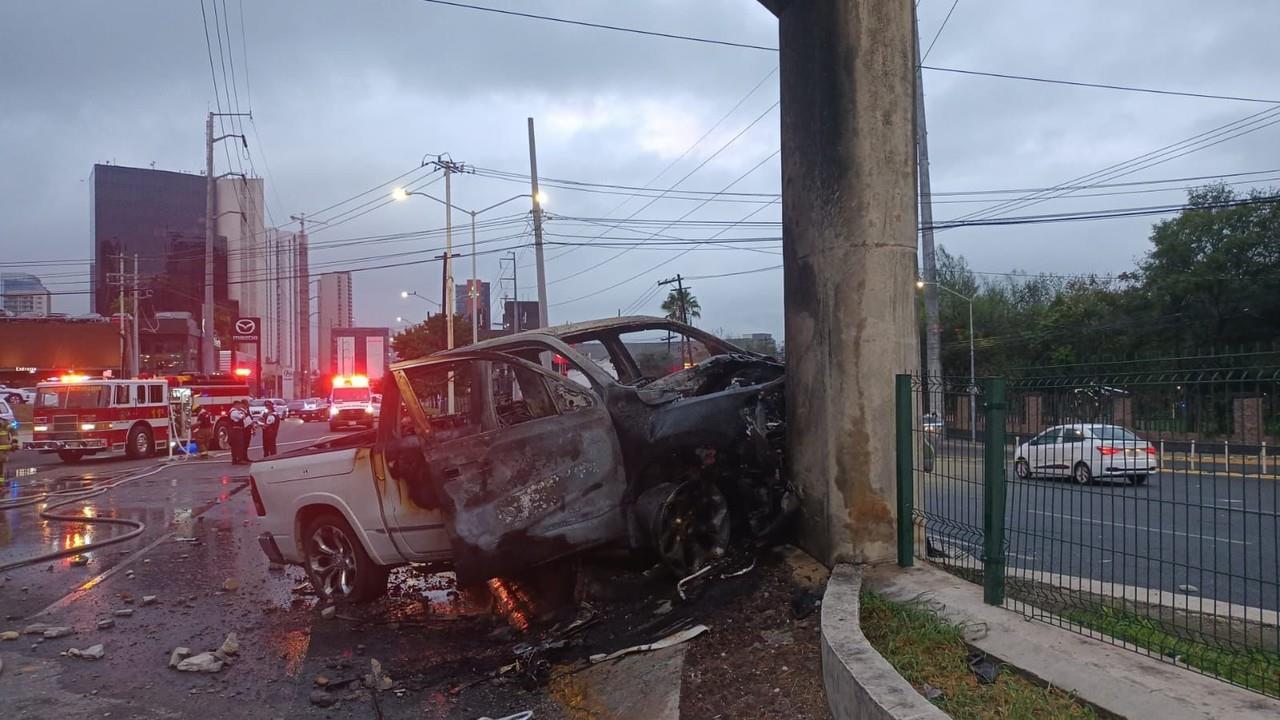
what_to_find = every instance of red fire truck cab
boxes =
[26,374,250,463]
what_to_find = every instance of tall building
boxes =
[0,273,51,316]
[317,272,353,377]
[89,164,232,348]
[264,228,309,398]
[455,280,491,330]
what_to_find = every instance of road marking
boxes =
[1027,510,1249,545]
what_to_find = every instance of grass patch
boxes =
[1062,605,1280,696]
[860,590,1095,719]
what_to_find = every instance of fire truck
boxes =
[26,374,251,463]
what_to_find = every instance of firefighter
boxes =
[227,400,250,465]
[260,400,280,458]
[192,406,214,459]
[0,419,15,480]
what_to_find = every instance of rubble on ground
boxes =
[64,644,105,660]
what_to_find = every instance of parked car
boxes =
[290,397,328,423]
[267,398,290,419]
[1015,423,1157,485]
[1,386,34,404]
[248,398,270,420]
[922,412,944,434]
[251,316,789,602]
[0,399,17,431]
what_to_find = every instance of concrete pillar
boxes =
[760,0,919,565]
[1233,397,1262,443]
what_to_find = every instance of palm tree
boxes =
[661,288,701,324]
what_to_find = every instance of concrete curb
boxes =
[820,563,949,720]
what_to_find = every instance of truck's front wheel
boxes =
[301,511,389,603]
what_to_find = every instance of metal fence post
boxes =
[896,374,914,567]
[982,377,1008,606]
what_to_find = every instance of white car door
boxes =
[1027,428,1060,475]
[1059,426,1089,477]
[369,383,451,561]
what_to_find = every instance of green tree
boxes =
[661,288,701,324]
[392,314,475,361]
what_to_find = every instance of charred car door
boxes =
[393,353,627,584]
[369,380,451,560]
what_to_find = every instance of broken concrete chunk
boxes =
[141,595,158,606]
[169,647,192,668]
[314,675,330,687]
[222,578,240,592]
[112,609,134,618]
[96,619,115,630]
[218,633,239,657]
[22,623,52,636]
[176,651,224,673]
[65,644,105,660]
[43,627,74,639]
[0,630,19,641]
[365,658,394,692]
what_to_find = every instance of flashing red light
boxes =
[233,367,252,377]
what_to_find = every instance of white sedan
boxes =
[1015,424,1158,485]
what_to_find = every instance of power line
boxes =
[417,0,777,52]
[921,65,1280,105]
[921,0,959,62]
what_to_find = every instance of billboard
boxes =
[0,320,121,371]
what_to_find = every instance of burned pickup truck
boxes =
[251,317,789,601]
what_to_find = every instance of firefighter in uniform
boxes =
[193,406,214,459]
[227,401,250,465]
[0,418,15,480]
[260,400,280,458]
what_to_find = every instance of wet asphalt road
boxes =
[0,420,570,720]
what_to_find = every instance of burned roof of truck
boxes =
[453,315,713,353]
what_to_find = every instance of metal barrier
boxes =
[897,371,1280,698]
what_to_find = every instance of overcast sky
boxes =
[1,0,1277,339]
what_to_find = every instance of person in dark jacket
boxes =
[261,400,280,457]
[227,401,250,465]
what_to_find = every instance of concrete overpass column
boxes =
[759,0,919,565]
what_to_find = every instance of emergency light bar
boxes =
[333,375,370,388]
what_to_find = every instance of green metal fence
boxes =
[897,366,1280,698]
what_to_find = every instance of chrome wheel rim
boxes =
[135,431,149,454]
[309,525,357,597]
[1074,464,1091,485]
[657,481,730,577]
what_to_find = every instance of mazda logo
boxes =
[235,319,257,334]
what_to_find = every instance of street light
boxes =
[400,289,439,307]
[918,279,977,442]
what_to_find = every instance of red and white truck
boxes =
[26,374,250,462]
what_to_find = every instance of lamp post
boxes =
[392,188,543,344]
[399,289,440,311]
[917,279,977,442]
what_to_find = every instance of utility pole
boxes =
[658,274,691,366]
[118,255,127,377]
[203,111,250,374]
[527,117,549,330]
[290,214,322,397]
[132,254,140,377]
[501,250,520,333]
[915,8,943,415]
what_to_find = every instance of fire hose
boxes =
[0,465,166,573]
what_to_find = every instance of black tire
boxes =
[301,511,389,603]
[1131,474,1148,486]
[125,424,154,459]
[653,479,732,578]
[57,450,84,464]
[1015,458,1033,480]
[213,421,229,451]
[1073,462,1093,486]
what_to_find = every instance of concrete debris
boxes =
[69,556,89,567]
[217,633,239,657]
[314,675,330,687]
[1,630,19,641]
[760,629,794,647]
[22,623,52,635]
[309,690,336,708]
[589,624,709,664]
[176,651,224,673]
[141,595,158,606]
[320,606,336,620]
[365,658,394,692]
[65,644,105,660]
[113,609,134,618]
[168,647,192,668]
[96,619,115,630]
[43,626,75,639]
[222,578,240,592]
